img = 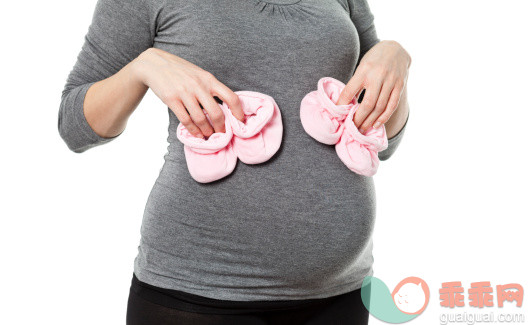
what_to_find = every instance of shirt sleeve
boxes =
[58,0,157,153]
[347,0,408,161]
[378,110,409,161]
[348,0,380,66]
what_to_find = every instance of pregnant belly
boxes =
[139,157,377,291]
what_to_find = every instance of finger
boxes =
[353,79,382,131]
[169,98,205,139]
[359,80,394,133]
[181,94,215,137]
[336,72,365,106]
[211,81,245,122]
[196,90,226,133]
[373,84,403,129]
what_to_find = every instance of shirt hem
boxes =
[133,264,374,302]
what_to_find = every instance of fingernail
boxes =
[360,128,365,134]
[373,122,381,129]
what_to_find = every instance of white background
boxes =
[1,0,527,324]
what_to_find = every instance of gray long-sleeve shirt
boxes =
[58,0,408,301]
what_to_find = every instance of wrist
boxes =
[130,48,156,87]
[382,40,412,68]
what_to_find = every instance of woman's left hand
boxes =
[336,40,411,134]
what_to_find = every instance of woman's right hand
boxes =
[132,47,245,139]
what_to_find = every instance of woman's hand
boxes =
[336,40,411,134]
[132,48,245,139]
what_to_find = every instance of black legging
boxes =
[126,274,371,324]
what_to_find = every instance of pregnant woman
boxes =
[58,0,410,324]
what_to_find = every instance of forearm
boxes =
[384,85,409,139]
[84,55,148,138]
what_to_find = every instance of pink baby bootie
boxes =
[300,77,355,145]
[335,104,388,176]
[300,77,388,176]
[176,112,237,184]
[177,91,283,183]
[221,91,283,164]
